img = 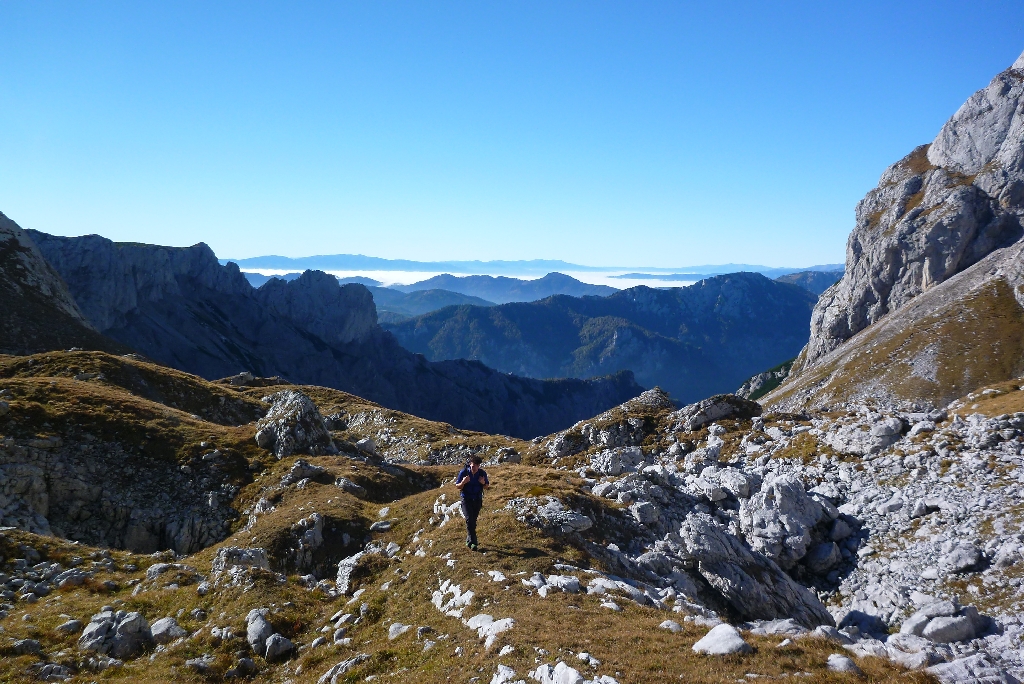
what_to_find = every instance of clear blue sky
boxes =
[1,2,1022,268]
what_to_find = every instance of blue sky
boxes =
[1,2,1022,268]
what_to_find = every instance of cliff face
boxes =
[27,231,255,332]
[384,272,817,404]
[770,50,1024,410]
[25,227,642,437]
[797,51,1024,372]
[0,212,126,355]
[255,271,377,346]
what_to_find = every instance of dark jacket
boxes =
[456,466,488,499]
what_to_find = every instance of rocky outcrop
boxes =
[768,235,1024,410]
[79,610,153,659]
[26,229,643,438]
[255,390,336,458]
[680,514,835,627]
[384,273,816,404]
[0,212,125,355]
[0,435,236,554]
[255,271,376,346]
[736,361,792,401]
[793,50,1024,375]
[668,394,762,432]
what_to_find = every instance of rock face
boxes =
[256,271,376,346]
[680,514,834,628]
[26,229,642,438]
[668,394,763,432]
[0,211,125,355]
[773,50,1024,410]
[383,273,816,404]
[776,51,1024,409]
[0,434,236,554]
[799,52,1024,369]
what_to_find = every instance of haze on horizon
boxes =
[1,1,1022,268]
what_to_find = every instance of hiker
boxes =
[455,455,489,550]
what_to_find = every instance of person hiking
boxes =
[455,455,489,550]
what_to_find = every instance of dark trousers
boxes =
[462,497,483,545]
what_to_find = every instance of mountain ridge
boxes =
[392,272,616,303]
[0,212,128,356]
[383,272,817,403]
[21,224,644,438]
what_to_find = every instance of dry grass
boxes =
[0,351,934,683]
[769,280,1024,410]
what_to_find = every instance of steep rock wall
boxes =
[797,51,1024,372]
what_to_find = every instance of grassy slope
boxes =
[768,277,1024,410]
[0,352,928,683]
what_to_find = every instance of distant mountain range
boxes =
[391,272,616,304]
[225,254,605,275]
[224,253,844,277]
[774,270,843,296]
[383,273,817,403]
[613,264,843,281]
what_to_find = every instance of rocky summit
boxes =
[774,49,1024,411]
[0,212,127,357]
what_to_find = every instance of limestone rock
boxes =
[264,633,294,661]
[255,391,336,458]
[281,459,327,486]
[150,617,186,644]
[941,543,984,573]
[78,610,152,660]
[0,211,123,356]
[246,608,275,656]
[826,654,863,675]
[505,496,593,535]
[922,615,975,644]
[211,547,271,585]
[318,654,371,684]
[255,270,376,347]
[797,53,1024,370]
[774,50,1024,410]
[927,654,1021,684]
[669,394,762,432]
[680,513,834,627]
[691,624,752,655]
[738,474,823,569]
[13,638,42,655]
